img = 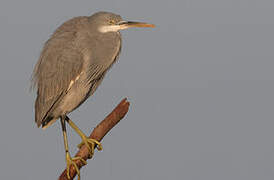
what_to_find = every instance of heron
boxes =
[32,11,154,179]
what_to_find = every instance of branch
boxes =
[59,98,130,180]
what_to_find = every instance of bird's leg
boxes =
[65,116,102,158]
[61,116,87,180]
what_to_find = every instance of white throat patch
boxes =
[98,25,128,33]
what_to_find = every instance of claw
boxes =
[77,136,102,158]
[66,152,87,180]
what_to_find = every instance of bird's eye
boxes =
[109,19,115,25]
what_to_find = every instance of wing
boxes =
[32,28,83,127]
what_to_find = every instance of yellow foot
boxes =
[66,152,87,180]
[77,136,102,158]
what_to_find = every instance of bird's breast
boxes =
[81,33,121,82]
[93,33,121,66]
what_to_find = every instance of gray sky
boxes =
[1,0,274,179]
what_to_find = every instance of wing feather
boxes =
[32,19,84,127]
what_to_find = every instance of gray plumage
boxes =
[32,11,154,130]
[32,12,122,128]
[32,11,154,179]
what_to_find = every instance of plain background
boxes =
[1,0,274,179]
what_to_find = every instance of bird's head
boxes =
[88,12,155,33]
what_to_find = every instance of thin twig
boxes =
[59,98,130,180]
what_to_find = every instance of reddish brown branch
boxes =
[59,98,130,180]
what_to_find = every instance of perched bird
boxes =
[32,11,154,179]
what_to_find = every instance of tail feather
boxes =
[35,97,58,129]
[35,92,64,128]
[42,117,58,129]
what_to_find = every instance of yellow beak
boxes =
[118,21,155,29]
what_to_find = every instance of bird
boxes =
[32,11,154,179]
